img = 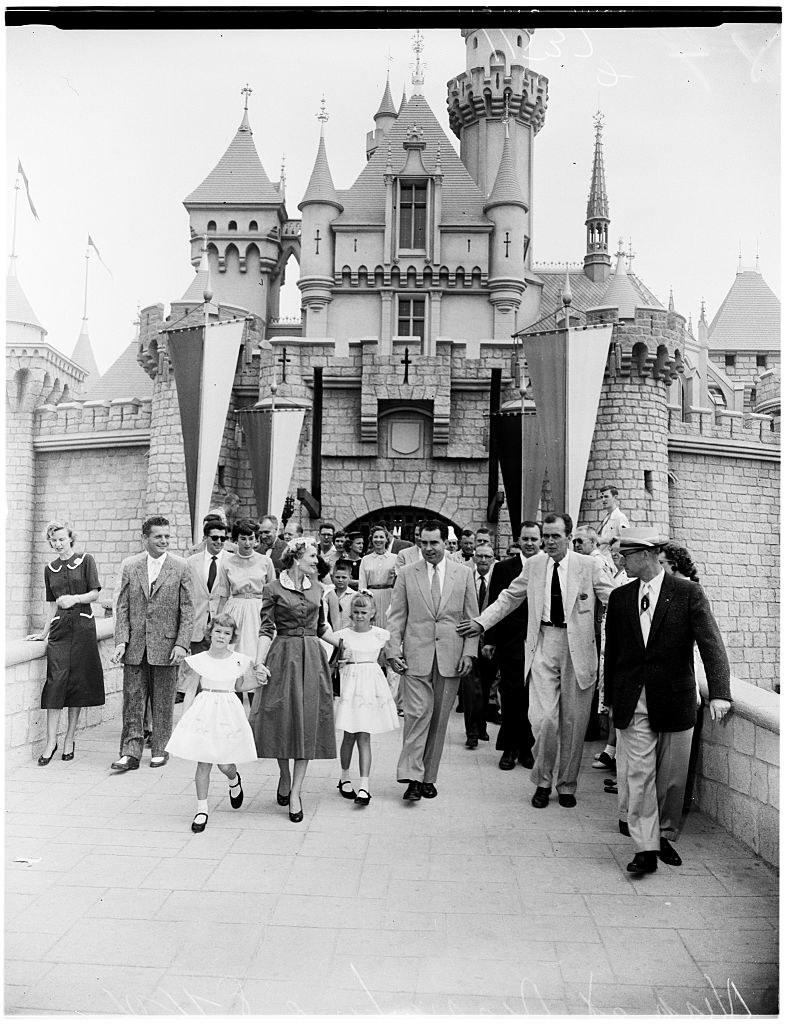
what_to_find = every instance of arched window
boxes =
[517,35,523,47]
[228,220,237,231]
[473,36,478,49]
[207,220,216,231]
[249,220,258,231]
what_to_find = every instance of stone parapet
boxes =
[753,368,780,418]
[33,398,152,448]
[5,618,123,768]
[694,675,779,867]
[668,408,779,448]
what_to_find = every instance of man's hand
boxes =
[481,644,495,660]
[458,656,474,678]
[111,643,126,665]
[709,699,732,723]
[387,656,407,674]
[169,645,188,666]
[457,619,483,637]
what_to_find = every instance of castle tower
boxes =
[583,112,611,283]
[366,73,399,160]
[484,121,528,337]
[183,86,286,325]
[446,28,548,270]
[70,320,99,394]
[298,99,343,337]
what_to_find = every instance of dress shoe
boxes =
[61,743,75,761]
[531,786,551,808]
[618,820,630,837]
[603,779,618,794]
[191,812,208,833]
[403,781,422,801]
[519,753,535,769]
[558,794,577,808]
[150,754,169,768]
[229,774,244,809]
[465,737,478,750]
[658,837,682,866]
[593,751,616,771]
[626,851,658,875]
[276,782,291,806]
[499,752,517,771]
[337,780,356,799]
[479,732,490,742]
[37,744,58,766]
[110,755,140,772]
[421,783,437,799]
[289,797,304,823]
[354,788,371,806]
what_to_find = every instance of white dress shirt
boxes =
[429,556,448,597]
[634,569,665,713]
[541,553,569,623]
[203,547,226,587]
[147,552,167,589]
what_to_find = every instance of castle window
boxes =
[756,353,767,369]
[228,220,238,231]
[725,353,735,369]
[517,35,523,47]
[207,220,216,231]
[749,387,757,405]
[398,183,427,251]
[397,297,425,344]
[249,220,258,231]
[473,36,478,49]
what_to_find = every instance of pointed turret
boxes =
[668,286,675,313]
[70,320,100,392]
[587,240,656,320]
[366,72,399,160]
[484,129,528,214]
[484,120,528,337]
[299,118,342,211]
[6,260,46,345]
[399,85,407,114]
[584,112,611,283]
[374,74,398,122]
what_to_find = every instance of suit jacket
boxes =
[395,544,421,570]
[256,538,287,575]
[604,573,731,733]
[477,551,613,690]
[114,552,194,665]
[385,557,479,677]
[390,537,412,554]
[483,554,528,660]
[186,550,225,642]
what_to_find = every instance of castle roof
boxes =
[6,265,45,333]
[585,250,662,319]
[532,264,663,327]
[484,132,527,213]
[299,133,341,210]
[184,116,282,207]
[374,76,398,120]
[336,94,487,225]
[707,269,780,352]
[84,336,153,402]
[70,322,100,387]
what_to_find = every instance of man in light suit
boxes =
[177,518,227,704]
[386,520,479,801]
[110,515,194,771]
[605,528,731,875]
[459,512,613,808]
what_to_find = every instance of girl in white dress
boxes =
[329,591,400,806]
[166,613,267,833]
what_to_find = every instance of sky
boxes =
[6,18,781,374]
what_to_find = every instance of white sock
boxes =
[228,774,240,789]
[340,769,351,784]
[359,776,370,792]
[196,799,208,815]
[604,745,616,758]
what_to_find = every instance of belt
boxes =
[365,584,391,590]
[277,628,316,637]
[228,593,260,600]
[199,687,235,693]
[541,621,567,629]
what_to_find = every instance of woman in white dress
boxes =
[167,613,265,833]
[358,524,397,627]
[215,518,275,661]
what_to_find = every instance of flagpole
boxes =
[10,173,21,263]
[195,234,213,546]
[82,240,91,321]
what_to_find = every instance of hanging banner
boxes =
[491,409,546,538]
[522,323,612,526]
[240,406,306,522]
[168,318,245,544]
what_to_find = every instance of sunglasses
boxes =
[208,535,227,542]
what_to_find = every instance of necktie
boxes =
[640,593,650,613]
[550,561,564,626]
[207,555,218,592]
[430,566,441,613]
[639,587,653,645]
[478,574,487,608]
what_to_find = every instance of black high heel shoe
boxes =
[37,744,58,766]
[289,797,303,823]
[276,783,291,807]
[61,743,75,762]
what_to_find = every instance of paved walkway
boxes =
[5,709,778,1015]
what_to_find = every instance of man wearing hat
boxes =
[605,527,732,875]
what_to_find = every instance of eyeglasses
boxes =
[208,535,227,542]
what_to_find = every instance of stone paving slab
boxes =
[5,709,779,1015]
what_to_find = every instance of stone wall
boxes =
[5,618,123,768]
[695,675,779,867]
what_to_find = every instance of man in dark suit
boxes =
[484,520,542,770]
[605,528,732,875]
[462,542,496,749]
[110,515,194,771]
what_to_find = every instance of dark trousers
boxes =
[120,651,178,759]
[462,656,496,740]
[495,655,535,760]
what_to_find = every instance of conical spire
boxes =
[399,85,408,114]
[583,111,611,282]
[6,260,45,334]
[588,239,645,319]
[181,235,214,304]
[374,73,398,121]
[668,286,675,313]
[71,319,100,389]
[299,99,342,211]
[484,128,527,213]
[586,111,610,221]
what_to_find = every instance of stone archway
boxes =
[344,506,462,547]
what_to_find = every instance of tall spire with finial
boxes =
[279,154,286,197]
[737,242,742,274]
[583,111,611,283]
[240,82,252,131]
[411,28,425,96]
[668,286,675,313]
[399,84,407,114]
[299,96,341,210]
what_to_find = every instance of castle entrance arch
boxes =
[345,506,462,547]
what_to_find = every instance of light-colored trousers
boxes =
[396,656,459,785]
[617,713,693,851]
[528,625,595,795]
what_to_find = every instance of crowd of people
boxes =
[28,485,733,876]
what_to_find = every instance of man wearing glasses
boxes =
[186,518,228,656]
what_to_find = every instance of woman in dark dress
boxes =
[26,521,105,764]
[253,537,337,822]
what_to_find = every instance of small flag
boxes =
[87,235,113,277]
[17,160,39,220]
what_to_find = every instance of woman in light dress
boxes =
[215,518,275,663]
[358,524,397,627]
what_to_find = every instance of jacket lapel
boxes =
[623,578,644,649]
[437,559,456,616]
[564,553,580,616]
[135,556,150,601]
[646,574,675,646]
[149,554,171,599]
[414,560,434,617]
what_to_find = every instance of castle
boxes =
[6,27,780,691]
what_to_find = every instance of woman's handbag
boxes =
[328,639,344,697]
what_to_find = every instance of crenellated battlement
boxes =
[447,65,549,136]
[33,398,152,450]
[584,308,686,385]
[754,367,780,419]
[668,404,779,448]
